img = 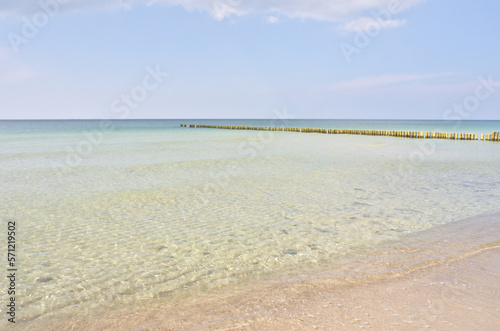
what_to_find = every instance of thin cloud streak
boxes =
[0,0,425,22]
[340,17,406,32]
[329,73,454,91]
[0,68,36,84]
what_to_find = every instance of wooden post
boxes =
[196,124,500,144]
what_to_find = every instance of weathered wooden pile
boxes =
[183,124,500,142]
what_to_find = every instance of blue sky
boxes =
[1,0,499,120]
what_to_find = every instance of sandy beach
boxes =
[25,214,500,331]
[30,244,499,331]
[3,0,500,328]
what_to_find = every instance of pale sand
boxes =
[24,214,500,330]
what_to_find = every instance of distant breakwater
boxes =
[180,124,500,142]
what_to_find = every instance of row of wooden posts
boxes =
[180,124,500,142]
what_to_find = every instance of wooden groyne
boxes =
[181,124,500,142]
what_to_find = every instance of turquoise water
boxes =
[1,119,499,133]
[1,120,499,328]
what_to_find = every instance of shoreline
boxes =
[20,213,500,330]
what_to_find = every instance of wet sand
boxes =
[34,246,500,331]
[24,213,500,331]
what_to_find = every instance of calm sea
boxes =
[1,119,499,328]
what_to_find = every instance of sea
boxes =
[1,119,499,329]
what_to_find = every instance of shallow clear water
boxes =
[0,120,499,327]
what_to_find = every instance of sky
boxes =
[0,0,499,120]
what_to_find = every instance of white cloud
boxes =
[0,0,425,23]
[266,15,279,24]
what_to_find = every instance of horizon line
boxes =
[1,118,500,121]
